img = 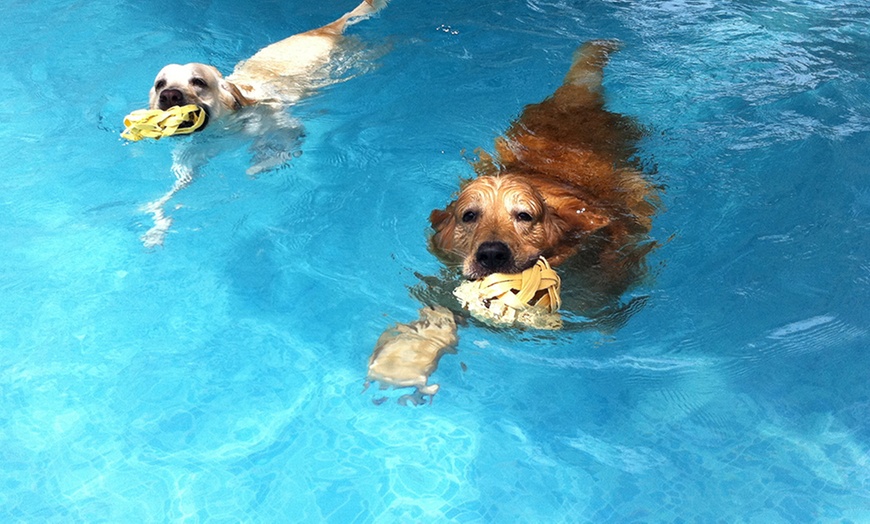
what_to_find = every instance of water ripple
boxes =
[764,314,866,355]
[485,341,712,372]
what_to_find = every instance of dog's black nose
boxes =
[475,241,512,272]
[158,89,185,109]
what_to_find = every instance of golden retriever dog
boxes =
[429,40,659,319]
[368,41,659,405]
[137,0,387,247]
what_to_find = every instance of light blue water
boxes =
[2,0,869,521]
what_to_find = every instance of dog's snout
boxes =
[158,88,185,109]
[475,241,512,272]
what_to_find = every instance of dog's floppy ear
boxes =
[220,80,255,110]
[429,205,457,254]
[549,197,610,233]
[534,178,610,236]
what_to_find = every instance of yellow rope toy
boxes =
[121,105,206,141]
[453,257,563,330]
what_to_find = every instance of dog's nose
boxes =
[475,241,512,272]
[158,89,185,109]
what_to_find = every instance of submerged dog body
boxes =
[430,41,658,312]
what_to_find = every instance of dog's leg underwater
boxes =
[139,143,216,248]
[140,159,193,248]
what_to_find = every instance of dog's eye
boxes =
[190,77,209,89]
[154,79,166,90]
[516,211,534,222]
[461,210,478,223]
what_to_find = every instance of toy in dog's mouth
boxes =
[453,257,563,330]
[121,104,208,141]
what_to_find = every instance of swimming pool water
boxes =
[2,0,869,521]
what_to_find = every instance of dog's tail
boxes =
[562,39,621,93]
[546,39,621,109]
[322,0,389,35]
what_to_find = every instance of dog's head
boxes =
[148,63,253,129]
[429,174,610,279]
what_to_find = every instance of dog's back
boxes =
[505,41,659,315]
[493,41,656,236]
[229,0,387,102]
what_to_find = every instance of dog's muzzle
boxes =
[157,89,185,110]
[155,90,210,131]
[475,241,512,273]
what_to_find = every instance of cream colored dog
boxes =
[138,0,387,248]
[149,0,386,125]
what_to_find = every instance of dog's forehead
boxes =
[154,63,221,80]
[187,63,224,79]
[461,176,542,209]
[154,63,184,80]
[456,178,496,207]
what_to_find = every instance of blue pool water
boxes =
[2,0,869,521]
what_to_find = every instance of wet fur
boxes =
[430,41,659,315]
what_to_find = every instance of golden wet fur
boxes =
[430,41,659,313]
